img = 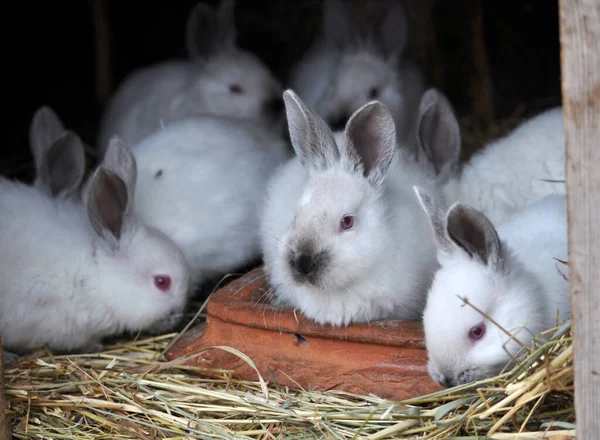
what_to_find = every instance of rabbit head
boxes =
[86,138,191,335]
[29,106,86,199]
[414,187,551,388]
[318,0,409,133]
[275,90,397,314]
[184,0,284,127]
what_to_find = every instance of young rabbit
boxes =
[29,106,86,199]
[288,0,425,150]
[260,90,441,327]
[97,0,284,154]
[414,187,570,388]
[0,138,191,354]
[127,114,292,289]
[415,88,565,225]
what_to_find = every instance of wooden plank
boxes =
[0,338,12,440]
[558,0,600,438]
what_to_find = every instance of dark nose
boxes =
[438,375,454,388]
[329,115,348,132]
[295,254,315,275]
[265,95,284,115]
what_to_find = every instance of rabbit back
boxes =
[496,193,569,321]
[132,116,291,285]
[98,62,195,150]
[456,107,565,223]
[0,180,101,352]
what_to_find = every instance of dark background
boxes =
[4,0,562,179]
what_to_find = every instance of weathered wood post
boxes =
[0,337,11,440]
[558,0,600,438]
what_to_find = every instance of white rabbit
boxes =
[415,88,565,225]
[29,106,86,199]
[288,0,425,150]
[0,138,191,354]
[260,90,441,327]
[414,187,570,388]
[126,114,292,289]
[97,0,284,154]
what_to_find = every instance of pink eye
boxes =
[153,275,172,292]
[468,322,486,342]
[229,84,243,95]
[339,215,354,231]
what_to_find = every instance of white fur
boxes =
[260,91,441,327]
[289,0,425,149]
[129,115,292,287]
[416,190,569,387]
[0,142,191,354]
[97,0,283,153]
[416,89,565,225]
[446,109,565,224]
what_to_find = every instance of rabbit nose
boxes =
[439,375,453,388]
[295,254,316,275]
[265,96,284,115]
[329,115,348,132]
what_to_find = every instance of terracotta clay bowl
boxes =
[166,267,441,400]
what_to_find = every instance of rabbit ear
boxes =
[413,186,453,255]
[37,131,86,198]
[216,0,236,46]
[100,137,137,218]
[373,0,408,57]
[322,0,359,49]
[86,167,129,249]
[186,0,236,60]
[283,89,339,171]
[416,89,462,183]
[29,105,66,173]
[343,101,396,189]
[446,203,504,269]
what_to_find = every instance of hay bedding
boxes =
[3,315,575,439]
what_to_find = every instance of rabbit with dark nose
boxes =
[260,90,441,326]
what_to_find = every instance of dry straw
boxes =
[3,317,574,439]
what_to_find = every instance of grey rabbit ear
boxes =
[413,186,453,255]
[416,88,462,183]
[216,0,236,46]
[38,131,86,198]
[101,137,137,218]
[29,105,66,173]
[373,0,408,57]
[445,203,504,270]
[343,101,396,189]
[186,0,236,60]
[322,0,359,49]
[86,167,129,249]
[283,89,339,171]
